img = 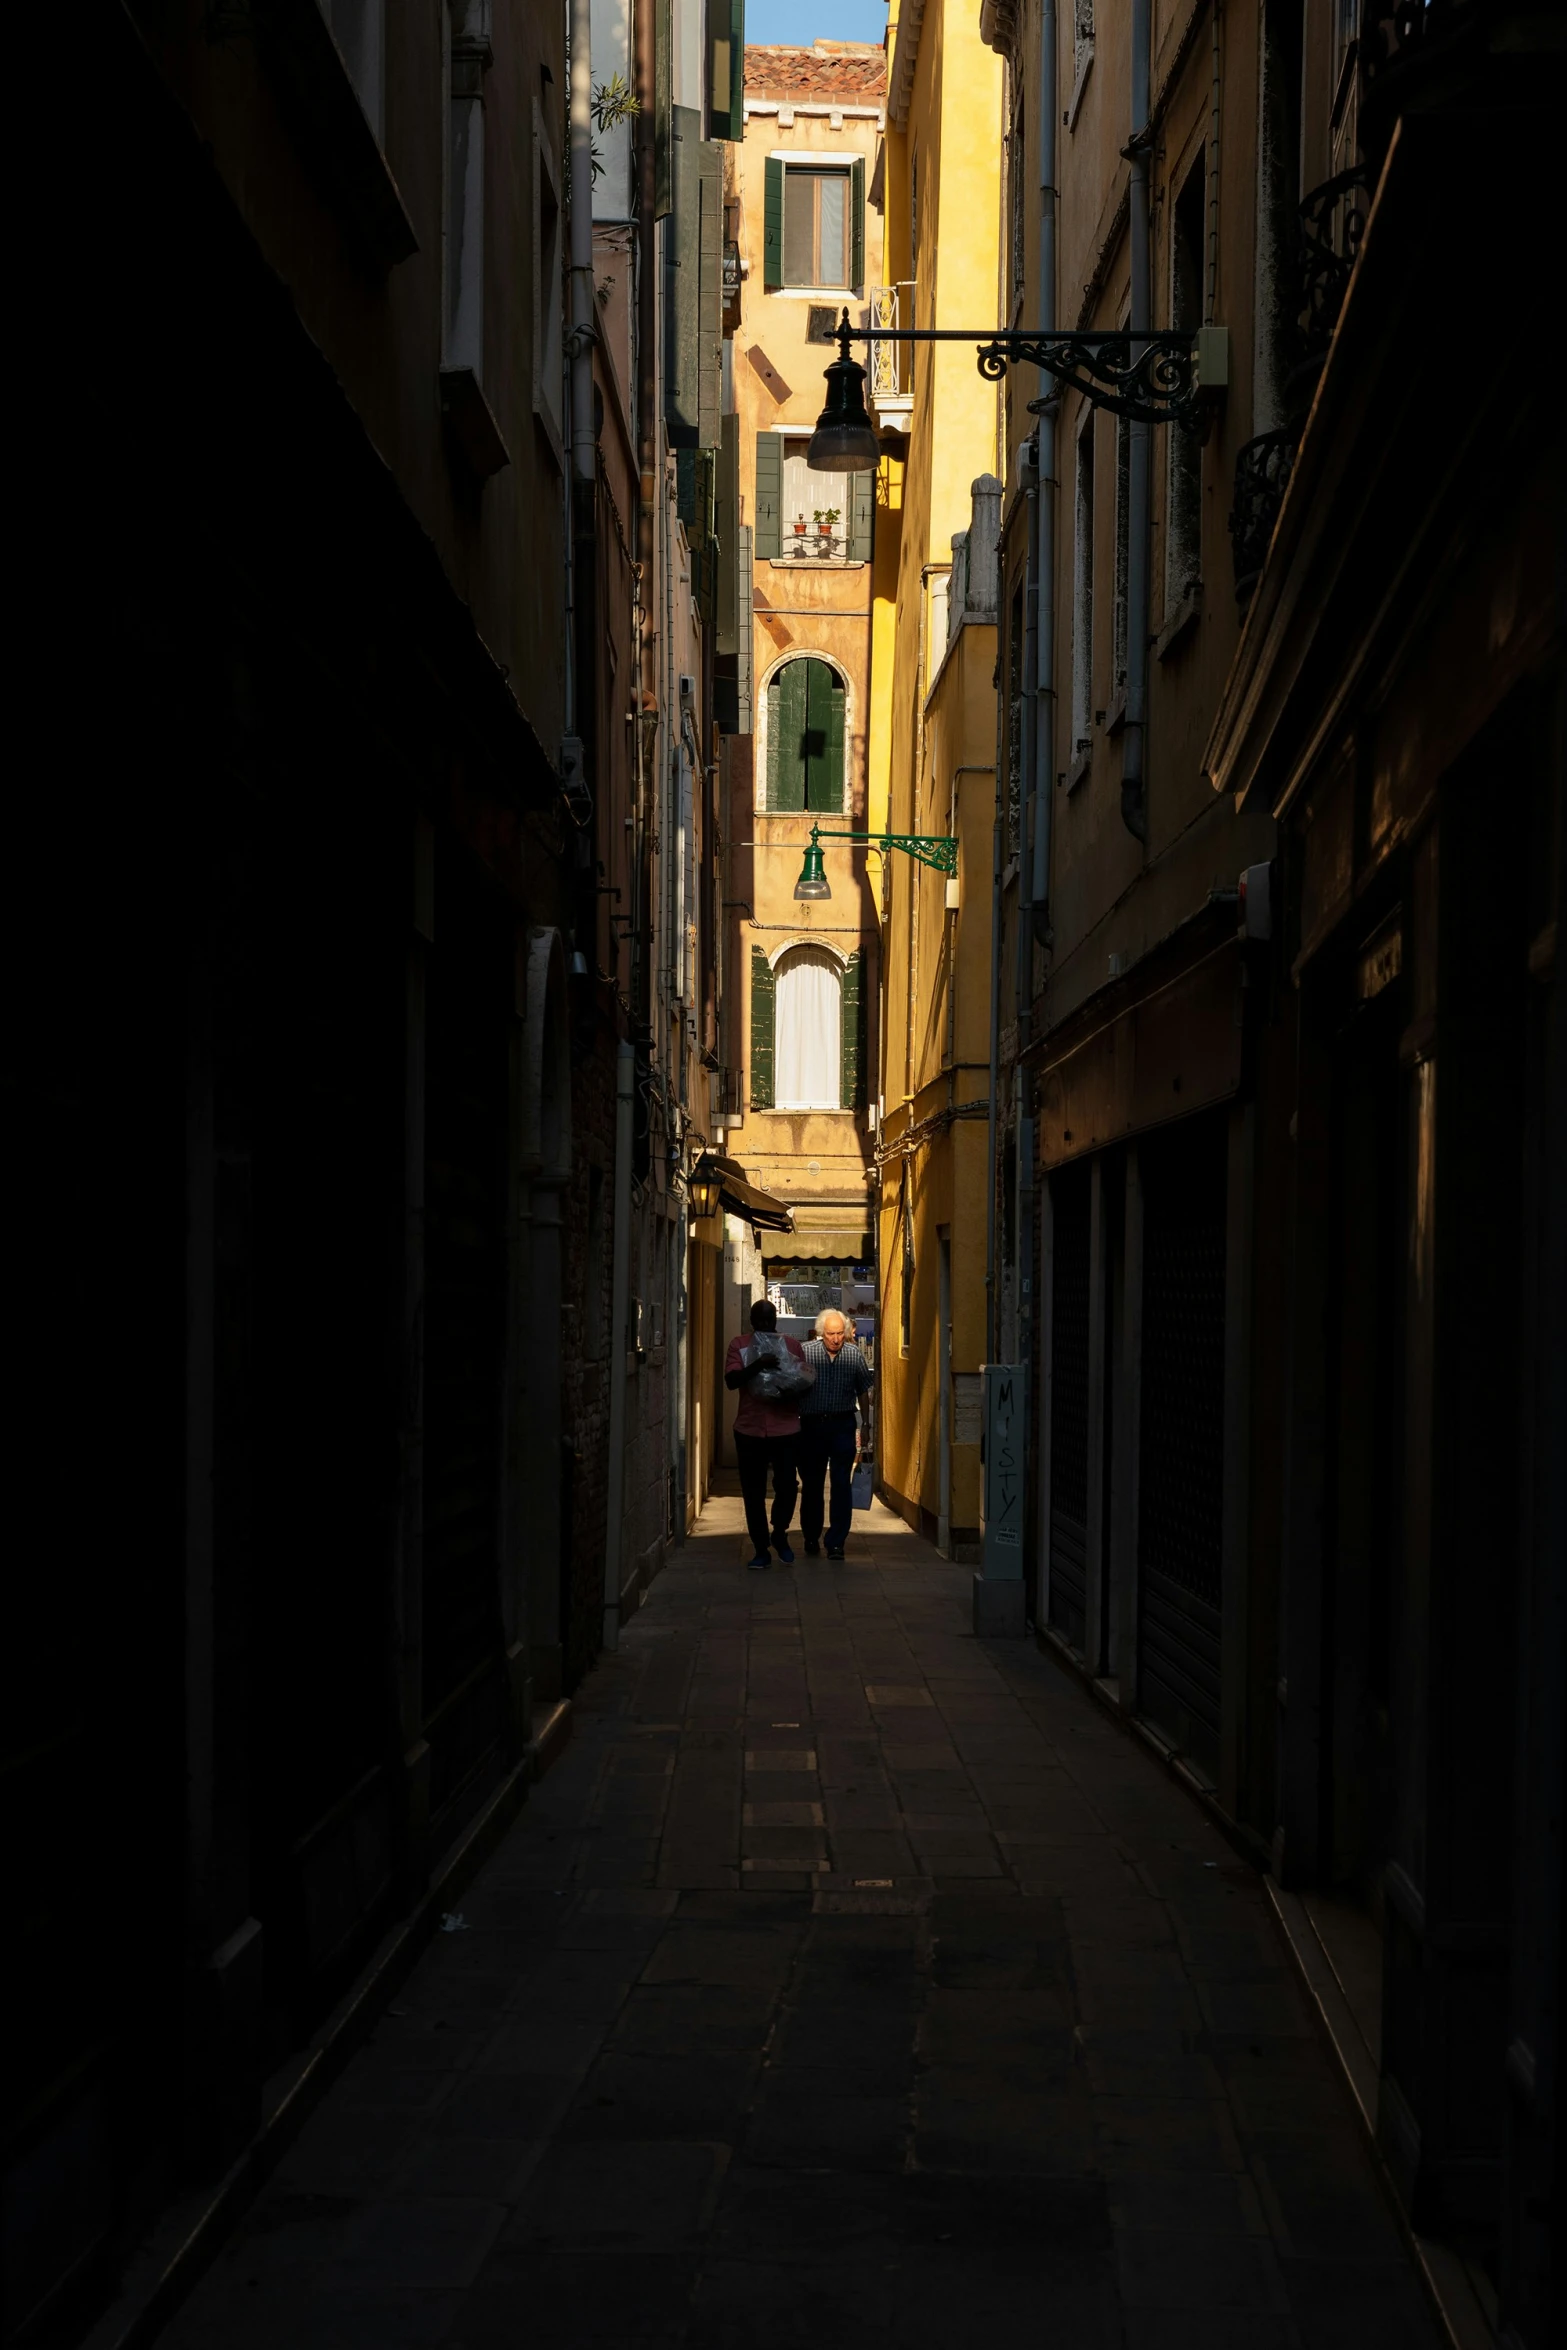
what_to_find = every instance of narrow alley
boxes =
[157,1498,1437,2350]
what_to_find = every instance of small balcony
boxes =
[778,520,851,563]
[868,283,917,427]
[1228,165,1368,606]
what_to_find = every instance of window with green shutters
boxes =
[754,431,782,559]
[749,945,775,1109]
[756,433,873,565]
[840,948,866,1109]
[766,658,845,812]
[763,156,866,292]
[706,0,746,142]
[667,108,723,450]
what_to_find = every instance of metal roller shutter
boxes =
[1048,1163,1091,1649]
[1137,1115,1226,1777]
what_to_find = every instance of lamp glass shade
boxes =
[794,839,832,901]
[807,353,880,473]
[688,1172,721,1218]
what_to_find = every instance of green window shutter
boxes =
[841,948,865,1109]
[736,523,754,732]
[730,0,746,133]
[750,945,775,1108]
[716,414,739,654]
[804,658,840,811]
[847,466,875,563]
[754,431,782,558]
[851,157,865,293]
[820,671,846,811]
[763,157,784,289]
[767,660,807,810]
[666,107,702,445]
[698,141,723,450]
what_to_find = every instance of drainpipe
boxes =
[1030,0,1059,938]
[601,1040,636,1650]
[985,654,1006,1362]
[568,0,596,491]
[1013,439,1039,1039]
[1122,0,1152,843]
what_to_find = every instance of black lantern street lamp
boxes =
[806,331,882,473]
[687,1158,723,1219]
[808,309,1216,442]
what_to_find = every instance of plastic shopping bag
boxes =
[851,1456,874,1511]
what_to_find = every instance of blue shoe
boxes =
[747,1553,771,1572]
[772,1537,795,1564]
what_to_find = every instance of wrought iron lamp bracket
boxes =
[807,822,958,878]
[834,311,1199,428]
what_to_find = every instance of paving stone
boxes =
[164,1487,1438,2350]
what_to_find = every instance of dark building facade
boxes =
[978,0,1562,2339]
[6,1,745,2337]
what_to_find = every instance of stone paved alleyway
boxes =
[160,1493,1439,2349]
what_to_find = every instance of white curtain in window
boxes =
[782,440,846,534]
[775,949,842,1109]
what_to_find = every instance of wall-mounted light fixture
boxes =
[793,821,957,904]
[809,308,1217,444]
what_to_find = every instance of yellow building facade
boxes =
[871,0,1004,1554]
[722,42,888,1367]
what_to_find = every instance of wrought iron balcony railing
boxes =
[1228,162,1368,603]
[779,524,850,562]
[868,284,917,415]
[1228,430,1296,607]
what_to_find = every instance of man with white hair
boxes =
[797,1307,873,1560]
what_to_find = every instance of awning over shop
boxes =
[712,1156,794,1234]
[763,1229,873,1263]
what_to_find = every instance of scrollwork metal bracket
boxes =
[840,314,1200,427]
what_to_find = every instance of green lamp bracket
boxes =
[807,822,958,878]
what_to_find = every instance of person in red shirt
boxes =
[724,1299,812,1570]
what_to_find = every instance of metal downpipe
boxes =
[1122,0,1152,843]
[1029,0,1059,939]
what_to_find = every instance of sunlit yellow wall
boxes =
[873,0,1002,1547]
[727,51,886,1259]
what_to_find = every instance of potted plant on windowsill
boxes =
[813,507,840,552]
[792,516,808,548]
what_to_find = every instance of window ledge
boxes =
[1156,585,1203,662]
[1105,687,1127,739]
[441,367,511,479]
[769,554,867,571]
[261,0,417,274]
[1066,745,1093,795]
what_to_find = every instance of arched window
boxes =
[766,657,845,812]
[774,947,842,1109]
[749,944,866,1112]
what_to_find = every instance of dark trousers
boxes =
[734,1431,799,1556]
[800,1411,857,1549]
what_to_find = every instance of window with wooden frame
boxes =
[763,157,866,292]
[765,657,846,813]
[754,433,874,564]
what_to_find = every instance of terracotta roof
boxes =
[744,42,887,101]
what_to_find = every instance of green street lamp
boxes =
[793,821,958,903]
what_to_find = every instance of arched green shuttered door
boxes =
[766,659,845,812]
